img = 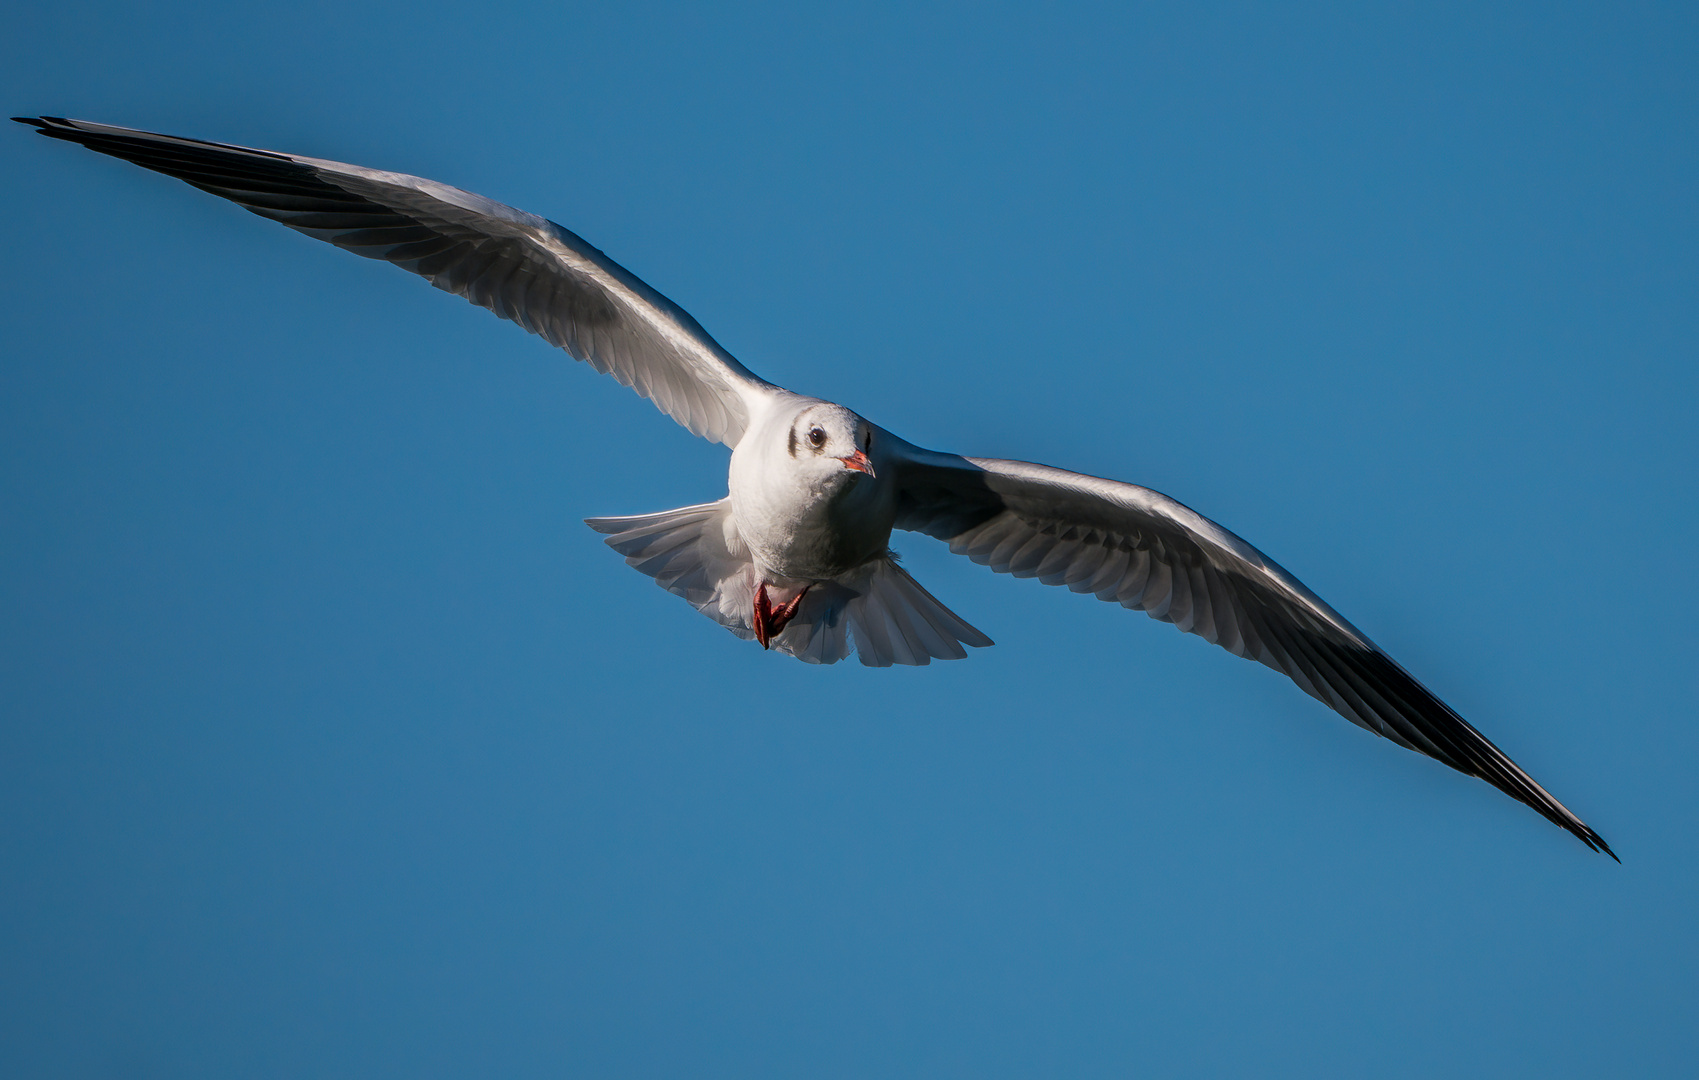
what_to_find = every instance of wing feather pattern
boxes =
[888,441,1614,857]
[15,116,777,446]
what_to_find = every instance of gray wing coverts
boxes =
[891,448,1615,858]
[15,115,768,446]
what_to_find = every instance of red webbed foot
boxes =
[752,582,809,648]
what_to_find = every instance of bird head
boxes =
[785,404,875,481]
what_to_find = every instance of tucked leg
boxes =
[752,582,809,648]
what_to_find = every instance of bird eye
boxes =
[808,426,826,448]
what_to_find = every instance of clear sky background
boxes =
[3,3,1695,1077]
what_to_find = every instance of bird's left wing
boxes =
[887,439,1614,856]
[15,116,780,446]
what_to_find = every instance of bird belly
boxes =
[732,479,893,582]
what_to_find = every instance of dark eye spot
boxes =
[808,427,826,448]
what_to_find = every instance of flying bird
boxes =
[14,115,1615,858]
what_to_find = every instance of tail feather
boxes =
[587,502,992,666]
[586,500,756,636]
[780,556,993,667]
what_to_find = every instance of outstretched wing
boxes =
[888,440,1615,857]
[15,115,780,446]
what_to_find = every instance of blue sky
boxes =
[2,2,1695,1076]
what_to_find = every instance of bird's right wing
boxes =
[15,116,781,446]
[887,440,1614,857]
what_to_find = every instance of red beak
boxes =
[838,449,876,477]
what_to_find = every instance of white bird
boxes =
[15,115,1615,857]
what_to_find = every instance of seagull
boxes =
[15,115,1615,858]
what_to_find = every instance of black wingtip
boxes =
[13,115,67,134]
[1568,820,1619,862]
[1592,832,1620,863]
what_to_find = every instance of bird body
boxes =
[728,399,892,583]
[13,115,1615,857]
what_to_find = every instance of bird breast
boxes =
[728,421,895,581]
